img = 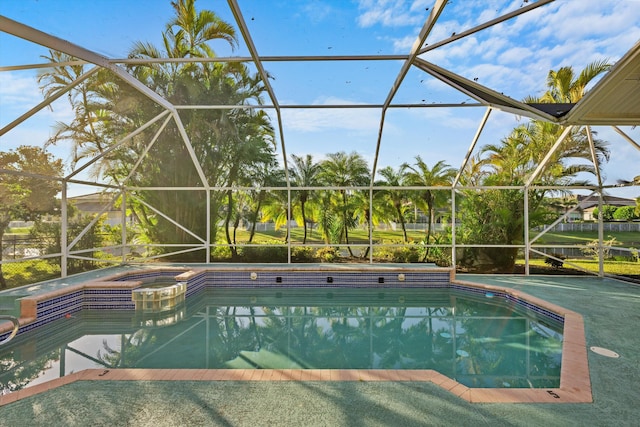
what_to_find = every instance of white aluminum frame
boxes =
[1,1,639,281]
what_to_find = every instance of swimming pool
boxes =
[1,285,563,391]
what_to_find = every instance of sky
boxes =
[1,0,639,198]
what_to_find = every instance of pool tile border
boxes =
[0,266,591,404]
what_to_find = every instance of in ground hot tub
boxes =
[131,281,187,312]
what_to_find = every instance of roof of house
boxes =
[577,194,636,210]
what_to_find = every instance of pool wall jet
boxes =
[0,264,591,404]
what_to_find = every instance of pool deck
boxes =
[0,271,638,426]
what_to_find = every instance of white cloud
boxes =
[0,71,74,129]
[281,96,383,133]
[357,0,425,27]
[392,34,417,52]
[497,46,532,65]
[299,1,337,23]
[0,72,43,117]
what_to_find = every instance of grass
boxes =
[231,228,640,247]
[6,227,32,234]
[1,259,61,289]
[229,228,430,244]
[534,230,640,245]
[3,226,639,291]
[523,258,640,275]
[6,225,639,246]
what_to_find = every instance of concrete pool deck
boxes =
[0,273,638,425]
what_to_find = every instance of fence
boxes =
[536,222,640,233]
[1,235,43,259]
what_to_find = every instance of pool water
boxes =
[0,287,563,391]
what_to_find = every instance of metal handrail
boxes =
[0,315,20,346]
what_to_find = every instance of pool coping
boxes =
[0,267,591,405]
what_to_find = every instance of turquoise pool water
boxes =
[0,287,562,391]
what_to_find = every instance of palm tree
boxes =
[289,154,321,244]
[525,60,611,104]
[37,50,110,174]
[402,157,455,251]
[245,160,285,243]
[459,61,613,272]
[166,0,237,58]
[523,60,612,183]
[260,189,291,242]
[318,152,370,256]
[376,166,410,242]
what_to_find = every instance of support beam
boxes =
[0,66,99,137]
[371,0,448,181]
[419,0,555,54]
[525,126,574,186]
[613,126,640,152]
[454,107,491,186]
[0,15,175,111]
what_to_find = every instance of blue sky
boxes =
[1,0,639,198]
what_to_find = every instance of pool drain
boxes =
[590,346,620,358]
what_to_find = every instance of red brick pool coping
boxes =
[0,276,591,405]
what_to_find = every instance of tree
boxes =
[0,146,63,288]
[613,206,637,221]
[166,0,237,58]
[459,61,612,272]
[376,165,410,242]
[129,2,275,260]
[289,154,321,244]
[592,205,618,222]
[318,152,370,256]
[245,159,285,243]
[402,157,455,251]
[259,188,291,242]
[39,0,276,261]
[525,60,611,104]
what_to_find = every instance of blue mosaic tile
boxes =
[11,269,564,336]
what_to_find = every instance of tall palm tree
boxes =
[167,0,237,58]
[460,61,613,273]
[245,160,285,243]
[37,51,111,174]
[318,152,370,256]
[376,165,410,242]
[260,189,291,242]
[289,154,321,244]
[525,59,611,104]
[523,60,612,182]
[402,157,455,250]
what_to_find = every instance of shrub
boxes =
[315,247,339,262]
[613,206,637,221]
[592,205,618,222]
[373,243,422,263]
[210,245,232,261]
[582,236,617,260]
[544,253,566,268]
[240,244,287,263]
[30,215,106,274]
[292,246,317,262]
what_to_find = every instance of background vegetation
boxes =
[1,0,638,289]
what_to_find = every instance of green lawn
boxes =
[533,230,640,246]
[240,228,640,246]
[522,258,640,276]
[232,228,430,244]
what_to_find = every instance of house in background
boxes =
[577,195,636,221]
[68,193,123,227]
